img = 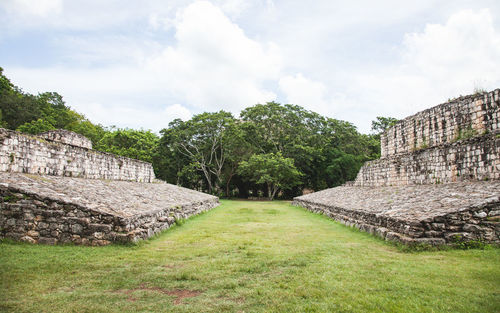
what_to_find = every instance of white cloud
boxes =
[146,0,281,112]
[4,1,281,130]
[216,0,252,17]
[352,8,500,131]
[3,66,188,132]
[402,9,500,90]
[1,0,62,17]
[164,103,192,121]
[3,2,500,135]
[72,102,192,132]
[279,74,330,115]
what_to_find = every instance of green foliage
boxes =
[2,195,16,203]
[16,118,55,134]
[325,149,365,185]
[1,69,383,198]
[451,235,489,250]
[156,111,240,195]
[238,152,303,200]
[413,141,429,151]
[155,102,380,198]
[174,217,186,226]
[65,120,107,146]
[473,86,487,94]
[371,116,399,135]
[0,68,108,145]
[96,128,159,163]
[453,126,478,142]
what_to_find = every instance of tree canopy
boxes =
[155,102,381,198]
[0,67,386,199]
[238,152,303,200]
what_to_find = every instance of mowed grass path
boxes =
[1,200,499,313]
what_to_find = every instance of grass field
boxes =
[1,200,499,313]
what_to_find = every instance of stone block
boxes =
[463,224,482,232]
[26,230,39,237]
[473,211,487,218]
[414,237,446,245]
[88,223,112,232]
[38,237,57,245]
[20,236,36,244]
[431,223,445,230]
[70,223,84,234]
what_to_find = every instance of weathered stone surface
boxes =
[355,89,499,187]
[0,173,219,245]
[293,179,499,244]
[0,128,154,182]
[40,129,93,149]
[296,89,500,245]
[20,235,36,244]
[381,89,499,157]
[355,134,499,187]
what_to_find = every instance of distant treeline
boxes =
[0,67,397,199]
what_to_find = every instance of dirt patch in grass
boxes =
[115,284,202,304]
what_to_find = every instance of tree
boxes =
[16,118,55,134]
[238,152,303,200]
[220,121,253,197]
[157,112,236,195]
[154,119,192,186]
[65,120,107,146]
[1,68,388,198]
[95,128,159,163]
[0,67,15,94]
[371,116,399,135]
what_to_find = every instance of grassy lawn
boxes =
[1,200,499,313]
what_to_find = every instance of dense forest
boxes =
[0,67,397,199]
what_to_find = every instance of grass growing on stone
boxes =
[1,200,499,313]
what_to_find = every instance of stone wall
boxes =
[0,128,155,182]
[355,133,500,187]
[0,173,219,245]
[381,89,500,158]
[294,88,500,245]
[40,129,93,149]
[293,181,500,245]
[0,187,217,246]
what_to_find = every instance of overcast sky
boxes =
[1,0,499,133]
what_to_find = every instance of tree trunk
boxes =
[200,166,213,194]
[225,173,234,198]
[271,186,279,201]
[267,183,273,200]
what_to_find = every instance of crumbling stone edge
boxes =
[0,184,220,246]
[292,199,500,246]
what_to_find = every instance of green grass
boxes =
[1,200,499,313]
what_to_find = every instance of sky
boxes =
[1,0,499,134]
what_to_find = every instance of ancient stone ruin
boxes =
[294,89,500,245]
[0,128,219,245]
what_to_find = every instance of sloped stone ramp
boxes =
[0,173,219,245]
[293,181,500,245]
